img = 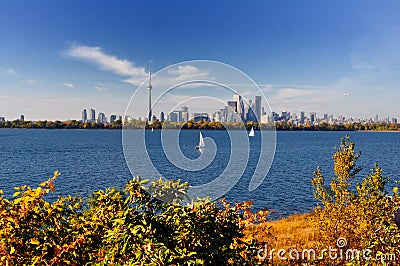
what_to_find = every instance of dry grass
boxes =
[245,213,321,265]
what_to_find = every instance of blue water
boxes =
[0,129,399,217]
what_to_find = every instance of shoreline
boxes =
[1,127,400,132]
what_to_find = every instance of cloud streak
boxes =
[64,44,148,85]
[62,83,75,88]
[0,67,16,75]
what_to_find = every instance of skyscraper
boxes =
[310,112,316,124]
[148,68,152,122]
[97,112,107,124]
[82,109,87,122]
[160,112,165,122]
[233,94,244,121]
[90,109,96,122]
[254,96,261,122]
[300,111,305,124]
[110,114,117,123]
[181,106,189,122]
[20,115,24,121]
[227,101,237,113]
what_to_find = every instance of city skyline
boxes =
[1,103,399,126]
[1,1,400,120]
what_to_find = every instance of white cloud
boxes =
[0,67,16,75]
[23,79,37,84]
[94,85,107,91]
[64,44,148,85]
[62,83,75,88]
[167,65,210,81]
[271,88,315,100]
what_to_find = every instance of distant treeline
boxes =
[1,119,400,131]
[0,120,123,129]
[274,121,400,131]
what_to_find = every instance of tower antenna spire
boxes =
[147,65,153,122]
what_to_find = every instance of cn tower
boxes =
[147,68,152,122]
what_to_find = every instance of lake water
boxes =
[0,129,399,217]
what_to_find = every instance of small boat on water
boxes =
[195,132,205,150]
[249,126,255,137]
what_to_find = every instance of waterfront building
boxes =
[310,112,316,124]
[97,112,107,124]
[233,94,245,121]
[181,106,189,122]
[110,114,117,123]
[193,113,209,122]
[82,109,87,122]
[254,96,262,122]
[227,101,237,113]
[300,111,305,124]
[168,112,178,122]
[89,109,96,122]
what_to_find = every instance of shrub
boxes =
[0,173,269,265]
[312,136,400,265]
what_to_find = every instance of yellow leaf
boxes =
[31,239,40,245]
[12,191,20,197]
[10,247,15,254]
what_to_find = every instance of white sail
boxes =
[199,132,205,148]
[249,127,255,137]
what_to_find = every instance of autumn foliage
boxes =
[0,173,269,265]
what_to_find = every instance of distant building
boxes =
[89,109,96,122]
[110,114,117,123]
[20,115,25,121]
[233,94,244,121]
[227,101,237,113]
[82,109,87,122]
[300,111,305,124]
[310,112,316,124]
[290,113,297,122]
[97,112,107,124]
[281,111,290,122]
[246,104,256,122]
[193,113,210,122]
[181,106,189,122]
[254,96,262,122]
[0,116,5,123]
[160,112,165,122]
[168,112,178,122]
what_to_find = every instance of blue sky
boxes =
[0,1,399,120]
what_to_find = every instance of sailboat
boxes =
[151,127,154,132]
[249,127,255,137]
[195,132,205,150]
